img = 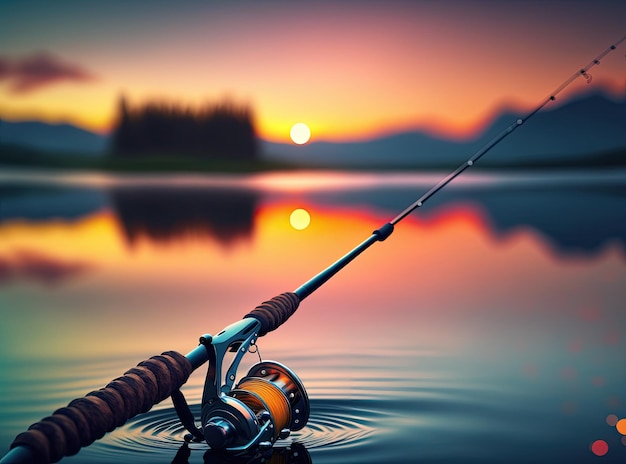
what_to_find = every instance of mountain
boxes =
[1,91,625,166]
[262,131,469,168]
[477,92,626,165]
[261,91,626,168]
[0,120,108,155]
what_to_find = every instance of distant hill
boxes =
[262,91,626,168]
[478,92,626,166]
[0,120,108,155]
[1,91,625,168]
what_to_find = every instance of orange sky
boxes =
[0,1,624,142]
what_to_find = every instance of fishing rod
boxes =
[2,34,624,464]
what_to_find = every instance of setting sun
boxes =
[289,208,311,230]
[290,123,311,145]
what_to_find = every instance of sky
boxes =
[0,0,625,142]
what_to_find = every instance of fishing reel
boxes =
[173,318,310,455]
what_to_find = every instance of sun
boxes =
[290,123,311,145]
[289,208,311,230]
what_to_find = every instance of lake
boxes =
[1,168,625,463]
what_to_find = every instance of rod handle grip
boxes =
[244,292,301,336]
[7,351,192,464]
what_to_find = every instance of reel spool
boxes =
[171,318,310,454]
[202,361,309,452]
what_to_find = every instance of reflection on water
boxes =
[202,443,312,464]
[1,169,625,255]
[0,182,259,248]
[0,169,625,463]
[0,249,92,286]
[110,186,258,247]
[459,184,626,255]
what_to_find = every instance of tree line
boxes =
[111,96,258,160]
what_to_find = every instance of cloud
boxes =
[0,250,92,286]
[0,51,97,94]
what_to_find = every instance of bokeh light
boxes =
[290,123,311,145]
[591,439,609,456]
[592,376,605,387]
[289,208,311,230]
[616,418,626,435]
[606,414,619,427]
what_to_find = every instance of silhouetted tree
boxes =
[111,95,258,160]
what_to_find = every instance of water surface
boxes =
[1,168,625,463]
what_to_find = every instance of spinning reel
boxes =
[173,317,310,454]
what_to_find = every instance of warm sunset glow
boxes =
[289,208,311,230]
[0,211,124,262]
[290,123,311,145]
[1,3,624,141]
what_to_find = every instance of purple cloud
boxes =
[0,51,96,94]
[0,250,92,286]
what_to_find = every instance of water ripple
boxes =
[87,398,380,462]
[290,400,379,449]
